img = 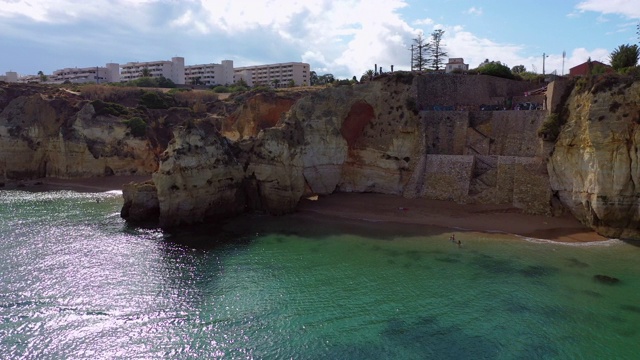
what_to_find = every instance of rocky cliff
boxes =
[548,75,640,239]
[123,74,555,228]
[6,75,640,240]
[0,84,159,179]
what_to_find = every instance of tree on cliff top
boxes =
[428,29,447,71]
[476,61,515,79]
[37,71,48,82]
[511,65,526,74]
[610,44,639,70]
[411,34,430,71]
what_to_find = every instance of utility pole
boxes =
[542,53,549,76]
[562,51,566,76]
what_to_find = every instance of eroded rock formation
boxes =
[548,77,640,239]
[123,73,555,229]
[7,75,640,239]
[0,85,158,178]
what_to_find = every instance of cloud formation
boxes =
[576,0,640,18]
[0,0,630,78]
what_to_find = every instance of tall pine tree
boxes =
[429,29,447,71]
[411,34,431,71]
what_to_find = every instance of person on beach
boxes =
[457,239,462,248]
[449,234,456,242]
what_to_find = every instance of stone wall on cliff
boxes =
[413,108,550,213]
[548,77,640,238]
[416,74,543,110]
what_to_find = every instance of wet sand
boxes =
[3,176,606,242]
[297,193,607,243]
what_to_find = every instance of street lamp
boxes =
[542,53,549,76]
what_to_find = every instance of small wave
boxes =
[104,190,123,195]
[517,236,623,247]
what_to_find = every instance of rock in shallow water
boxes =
[593,274,621,285]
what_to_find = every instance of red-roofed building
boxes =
[569,60,612,76]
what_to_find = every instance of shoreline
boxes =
[297,193,608,243]
[0,175,151,193]
[2,176,607,243]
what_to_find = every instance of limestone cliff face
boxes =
[294,79,420,195]
[152,125,246,228]
[124,74,555,229]
[123,76,422,227]
[0,88,158,179]
[548,78,640,239]
[221,92,300,141]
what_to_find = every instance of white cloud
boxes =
[442,26,524,68]
[467,7,483,16]
[414,18,434,25]
[0,0,158,23]
[575,0,640,18]
[0,0,618,79]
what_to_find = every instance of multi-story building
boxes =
[233,62,310,87]
[0,71,18,83]
[445,58,469,73]
[184,60,234,86]
[120,57,185,85]
[234,70,254,87]
[5,58,313,87]
[51,63,120,84]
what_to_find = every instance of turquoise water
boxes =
[1,190,640,359]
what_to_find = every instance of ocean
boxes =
[1,189,639,359]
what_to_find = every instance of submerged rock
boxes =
[593,274,621,285]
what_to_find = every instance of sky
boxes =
[0,0,639,79]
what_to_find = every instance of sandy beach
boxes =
[297,193,607,243]
[3,175,606,243]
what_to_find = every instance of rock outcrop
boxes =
[0,85,158,179]
[123,73,555,229]
[8,76,640,240]
[548,76,640,239]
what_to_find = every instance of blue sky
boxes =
[0,0,638,79]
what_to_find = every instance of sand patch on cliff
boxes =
[297,193,607,243]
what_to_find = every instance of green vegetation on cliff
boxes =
[537,113,562,141]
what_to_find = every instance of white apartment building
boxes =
[445,58,469,73]
[52,63,120,84]
[234,62,310,87]
[184,60,234,86]
[234,70,254,87]
[120,57,185,85]
[0,71,18,83]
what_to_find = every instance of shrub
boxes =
[394,71,415,85]
[333,79,352,86]
[172,90,218,108]
[212,85,229,93]
[476,62,514,79]
[91,99,128,117]
[123,117,147,137]
[537,113,563,141]
[139,91,171,109]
